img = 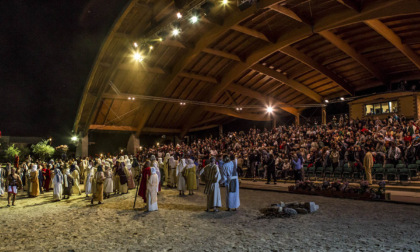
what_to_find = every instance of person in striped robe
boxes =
[201,157,221,212]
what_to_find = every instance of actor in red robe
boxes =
[42,165,51,192]
[138,161,151,203]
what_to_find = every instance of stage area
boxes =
[1,185,420,251]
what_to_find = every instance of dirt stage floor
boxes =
[1,184,420,252]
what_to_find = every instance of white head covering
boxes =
[158,158,163,165]
[151,167,157,174]
[169,157,176,167]
[31,164,37,172]
[186,159,195,168]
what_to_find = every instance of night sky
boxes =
[0,0,129,145]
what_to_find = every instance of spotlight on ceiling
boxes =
[266,106,273,113]
[172,28,180,36]
[149,45,154,50]
[221,0,228,5]
[133,42,138,48]
[325,99,329,103]
[190,15,198,24]
[340,97,345,101]
[176,12,182,19]
[133,52,144,62]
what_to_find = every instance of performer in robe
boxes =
[84,163,94,197]
[117,161,128,194]
[158,158,165,187]
[221,155,240,211]
[6,168,22,207]
[131,158,140,184]
[38,164,44,194]
[0,164,6,196]
[80,157,88,184]
[168,156,177,188]
[62,167,74,199]
[138,161,151,203]
[71,164,81,195]
[176,158,187,196]
[201,157,222,212]
[150,155,161,192]
[52,167,63,201]
[29,164,40,197]
[42,164,51,192]
[147,167,159,212]
[91,165,105,205]
[113,162,120,194]
[164,153,170,186]
[125,158,135,190]
[184,159,197,195]
[103,163,113,199]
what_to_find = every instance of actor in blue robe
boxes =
[221,155,240,211]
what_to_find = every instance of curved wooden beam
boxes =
[364,19,420,70]
[280,46,355,95]
[203,106,271,122]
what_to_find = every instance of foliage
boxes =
[32,140,55,161]
[5,144,20,162]
[18,146,31,162]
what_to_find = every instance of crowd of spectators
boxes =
[137,113,420,184]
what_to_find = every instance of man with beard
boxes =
[200,157,221,212]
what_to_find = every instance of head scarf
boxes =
[151,167,157,174]
[150,155,156,161]
[31,164,37,172]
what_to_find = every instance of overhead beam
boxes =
[226,83,299,115]
[280,46,354,95]
[118,63,167,74]
[202,48,242,62]
[225,90,238,105]
[189,124,219,132]
[142,127,181,134]
[336,0,361,12]
[184,0,416,135]
[319,30,388,83]
[203,106,271,122]
[89,125,137,132]
[178,72,219,84]
[269,4,308,24]
[364,19,420,70]
[192,114,226,127]
[251,64,323,103]
[231,25,271,43]
[160,39,189,49]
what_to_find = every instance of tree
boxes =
[32,140,55,161]
[5,144,20,163]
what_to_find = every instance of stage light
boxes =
[159,37,163,42]
[176,12,182,19]
[133,42,138,48]
[222,0,228,5]
[190,15,198,24]
[149,45,154,50]
[156,142,160,146]
[132,97,136,100]
[133,52,144,62]
[71,136,78,142]
[180,102,186,105]
[340,97,345,101]
[128,97,132,100]
[172,28,180,36]
[266,106,273,113]
[325,99,329,103]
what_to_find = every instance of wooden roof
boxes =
[74,0,420,136]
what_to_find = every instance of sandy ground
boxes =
[0,183,420,252]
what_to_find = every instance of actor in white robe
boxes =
[221,156,240,211]
[176,158,187,195]
[103,163,113,198]
[71,165,81,195]
[84,164,94,197]
[52,168,63,201]
[147,167,159,212]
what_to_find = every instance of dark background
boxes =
[0,0,129,145]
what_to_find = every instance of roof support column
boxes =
[322,107,327,125]
[295,113,300,126]
[127,134,140,156]
[76,135,89,158]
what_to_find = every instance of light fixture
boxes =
[176,12,182,19]
[71,136,78,142]
[133,42,138,48]
[266,106,273,113]
[156,142,160,146]
[132,97,135,101]
[340,97,345,101]
[222,0,228,5]
[172,28,180,36]
[128,97,132,100]
[149,45,154,50]
[159,37,163,42]
[180,102,186,105]
[133,52,144,62]
[190,15,198,24]
[325,99,329,103]
[236,107,242,111]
